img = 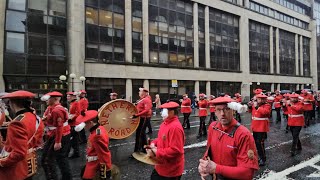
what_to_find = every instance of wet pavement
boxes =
[34,111,320,180]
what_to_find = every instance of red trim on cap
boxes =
[76,110,98,123]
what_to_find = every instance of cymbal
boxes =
[132,152,158,165]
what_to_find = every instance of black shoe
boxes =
[290,151,296,157]
[69,154,80,159]
[197,134,202,138]
[285,130,288,133]
[258,159,266,166]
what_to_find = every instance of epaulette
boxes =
[96,128,101,135]
[14,114,25,121]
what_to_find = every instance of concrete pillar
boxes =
[269,26,274,74]
[295,34,299,75]
[244,0,250,8]
[241,82,250,102]
[125,0,132,63]
[300,36,304,76]
[276,83,280,91]
[142,0,149,64]
[143,79,149,91]
[193,3,199,68]
[68,0,85,91]
[204,6,210,69]
[271,83,275,92]
[296,84,299,91]
[0,1,5,92]
[301,84,304,90]
[239,16,250,76]
[195,81,200,97]
[276,28,280,74]
[206,81,211,96]
[238,0,243,6]
[310,19,318,90]
[126,79,132,102]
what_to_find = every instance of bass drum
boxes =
[98,99,140,139]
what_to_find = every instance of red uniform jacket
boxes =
[181,98,192,114]
[198,100,208,117]
[283,102,305,127]
[250,103,271,132]
[204,120,259,180]
[136,97,152,118]
[152,116,185,177]
[83,125,112,179]
[208,100,216,113]
[0,110,43,180]
[300,93,314,111]
[79,97,89,114]
[68,100,80,126]
[274,95,283,108]
[46,104,70,143]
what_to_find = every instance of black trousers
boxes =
[79,129,87,143]
[290,126,302,152]
[253,132,267,162]
[208,112,216,125]
[283,114,289,130]
[151,169,181,180]
[42,134,72,180]
[275,108,281,122]
[146,117,152,133]
[304,110,313,126]
[134,117,147,152]
[182,113,191,129]
[235,112,241,123]
[198,116,207,136]
[70,126,79,155]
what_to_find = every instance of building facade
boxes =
[0,0,317,110]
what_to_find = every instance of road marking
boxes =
[258,154,320,180]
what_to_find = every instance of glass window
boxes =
[86,43,99,59]
[27,55,47,75]
[4,54,26,74]
[86,0,98,7]
[86,7,99,25]
[27,13,48,34]
[132,17,142,32]
[48,16,67,36]
[48,56,66,75]
[132,1,142,17]
[28,0,48,14]
[86,24,99,42]
[113,13,124,29]
[6,32,25,53]
[48,0,66,17]
[6,10,26,32]
[49,37,65,56]
[28,35,47,55]
[8,0,26,11]
[99,10,113,27]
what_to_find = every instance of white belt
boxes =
[181,106,190,108]
[209,106,215,108]
[86,156,98,162]
[288,114,304,118]
[252,117,269,121]
[274,102,280,104]
[199,108,207,110]
[304,102,311,105]
[47,122,69,130]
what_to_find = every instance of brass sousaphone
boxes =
[98,99,140,139]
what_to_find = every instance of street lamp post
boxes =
[79,76,86,85]
[69,73,76,92]
[59,75,67,89]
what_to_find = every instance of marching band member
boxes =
[147,102,185,179]
[248,93,271,166]
[109,92,118,101]
[0,91,43,180]
[198,96,259,180]
[300,90,314,127]
[266,93,275,120]
[234,93,242,123]
[282,93,291,133]
[180,94,192,129]
[208,95,216,126]
[75,110,113,180]
[78,90,89,143]
[283,94,305,156]
[197,93,208,138]
[41,91,72,180]
[67,91,81,159]
[274,90,283,123]
[132,88,152,154]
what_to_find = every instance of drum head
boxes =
[98,99,140,139]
